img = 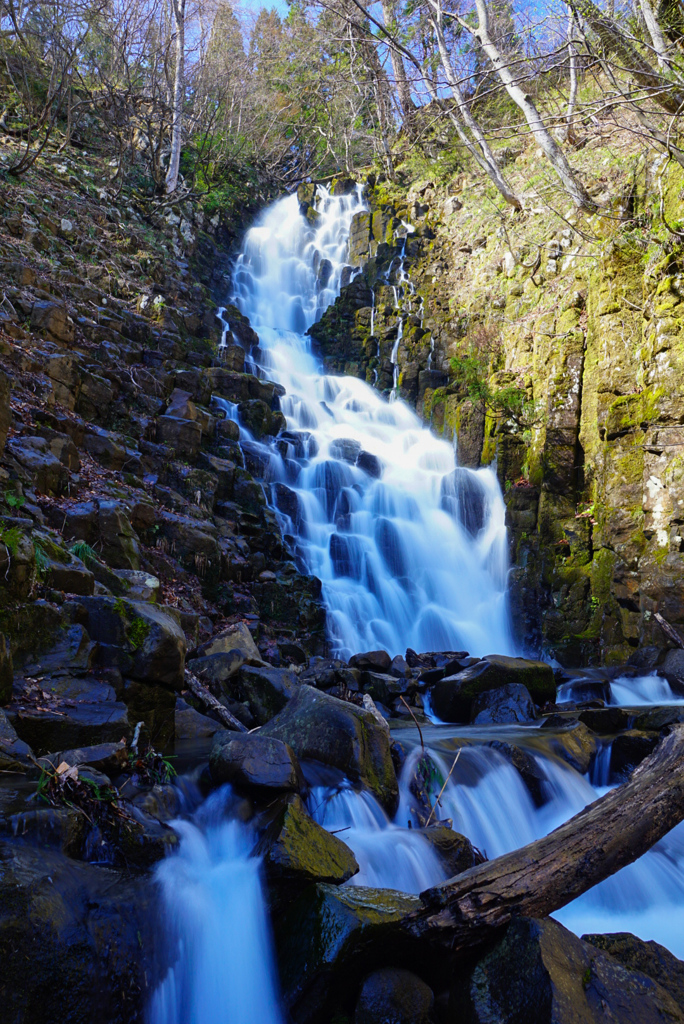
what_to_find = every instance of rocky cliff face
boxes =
[308,159,684,668]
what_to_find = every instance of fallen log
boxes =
[402,724,684,952]
[184,668,248,733]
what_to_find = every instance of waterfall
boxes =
[557,672,684,706]
[149,788,283,1024]
[392,740,684,958]
[230,186,515,659]
[306,777,446,892]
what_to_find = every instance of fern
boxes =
[33,540,50,576]
[69,540,99,566]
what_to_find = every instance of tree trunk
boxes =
[465,0,595,210]
[401,724,684,951]
[165,0,185,195]
[380,0,414,119]
[429,7,522,209]
[639,0,672,67]
[568,0,684,115]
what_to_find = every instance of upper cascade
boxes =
[231,185,516,659]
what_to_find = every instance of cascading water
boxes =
[557,672,684,706]
[306,775,446,892]
[149,788,284,1024]
[230,186,515,659]
[392,734,684,958]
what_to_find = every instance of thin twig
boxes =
[426,748,462,827]
[400,695,424,752]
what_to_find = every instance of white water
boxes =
[609,672,684,705]
[149,788,283,1024]
[557,672,684,706]
[307,780,446,893]
[393,741,684,957]
[231,186,514,659]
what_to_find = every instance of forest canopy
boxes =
[2,0,684,210]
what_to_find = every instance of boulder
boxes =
[470,683,537,725]
[658,649,684,694]
[156,415,202,457]
[357,450,382,478]
[210,733,303,792]
[610,730,659,780]
[174,698,221,742]
[261,686,398,812]
[431,656,555,723]
[419,824,481,877]
[450,916,684,1023]
[583,932,684,1011]
[30,300,74,344]
[349,650,392,673]
[42,740,128,775]
[362,671,409,705]
[234,664,299,725]
[80,597,185,689]
[542,719,598,774]
[196,622,262,662]
[261,794,358,885]
[355,968,434,1024]
[275,883,421,1023]
[10,698,130,756]
[22,624,95,676]
[0,709,32,769]
[578,707,632,733]
[95,502,140,570]
[634,706,684,731]
[0,839,157,1023]
[487,740,547,805]
[7,436,69,494]
[188,650,245,686]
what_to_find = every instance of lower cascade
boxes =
[149,789,284,1024]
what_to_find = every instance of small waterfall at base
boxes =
[395,741,684,958]
[231,185,515,659]
[306,775,446,892]
[148,788,283,1024]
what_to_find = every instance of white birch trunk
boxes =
[469,0,594,210]
[165,0,185,195]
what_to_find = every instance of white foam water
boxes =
[230,186,515,659]
[395,742,684,958]
[307,780,446,893]
[148,789,283,1024]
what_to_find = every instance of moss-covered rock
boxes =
[261,685,398,812]
[261,794,359,885]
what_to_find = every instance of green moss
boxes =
[128,617,150,650]
[591,548,616,604]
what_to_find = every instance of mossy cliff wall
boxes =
[309,161,684,667]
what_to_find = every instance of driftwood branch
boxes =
[184,668,248,733]
[402,725,684,952]
[654,610,684,649]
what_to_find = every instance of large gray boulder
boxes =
[450,916,684,1023]
[261,794,358,885]
[261,686,398,812]
[79,597,185,689]
[210,733,303,792]
[355,968,434,1024]
[431,655,555,723]
[470,683,537,725]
